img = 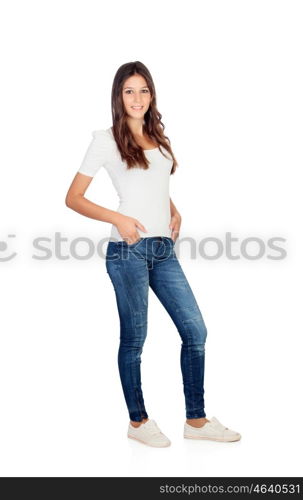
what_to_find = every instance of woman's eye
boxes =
[125,89,149,94]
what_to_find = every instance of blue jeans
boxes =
[105,236,208,422]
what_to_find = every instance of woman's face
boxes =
[122,74,151,119]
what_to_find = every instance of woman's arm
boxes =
[170,197,181,218]
[65,172,147,243]
[65,172,120,224]
[169,197,182,241]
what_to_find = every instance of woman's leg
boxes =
[106,243,150,423]
[149,242,208,420]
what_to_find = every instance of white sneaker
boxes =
[127,419,171,447]
[184,416,241,442]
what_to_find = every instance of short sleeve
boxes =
[77,129,109,177]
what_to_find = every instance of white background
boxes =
[0,0,302,477]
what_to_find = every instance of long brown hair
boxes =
[111,61,178,175]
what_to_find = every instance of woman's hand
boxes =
[115,214,147,245]
[169,212,182,242]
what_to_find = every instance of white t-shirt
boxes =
[78,127,174,242]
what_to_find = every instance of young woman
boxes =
[65,61,241,448]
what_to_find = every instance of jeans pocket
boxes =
[126,237,144,248]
